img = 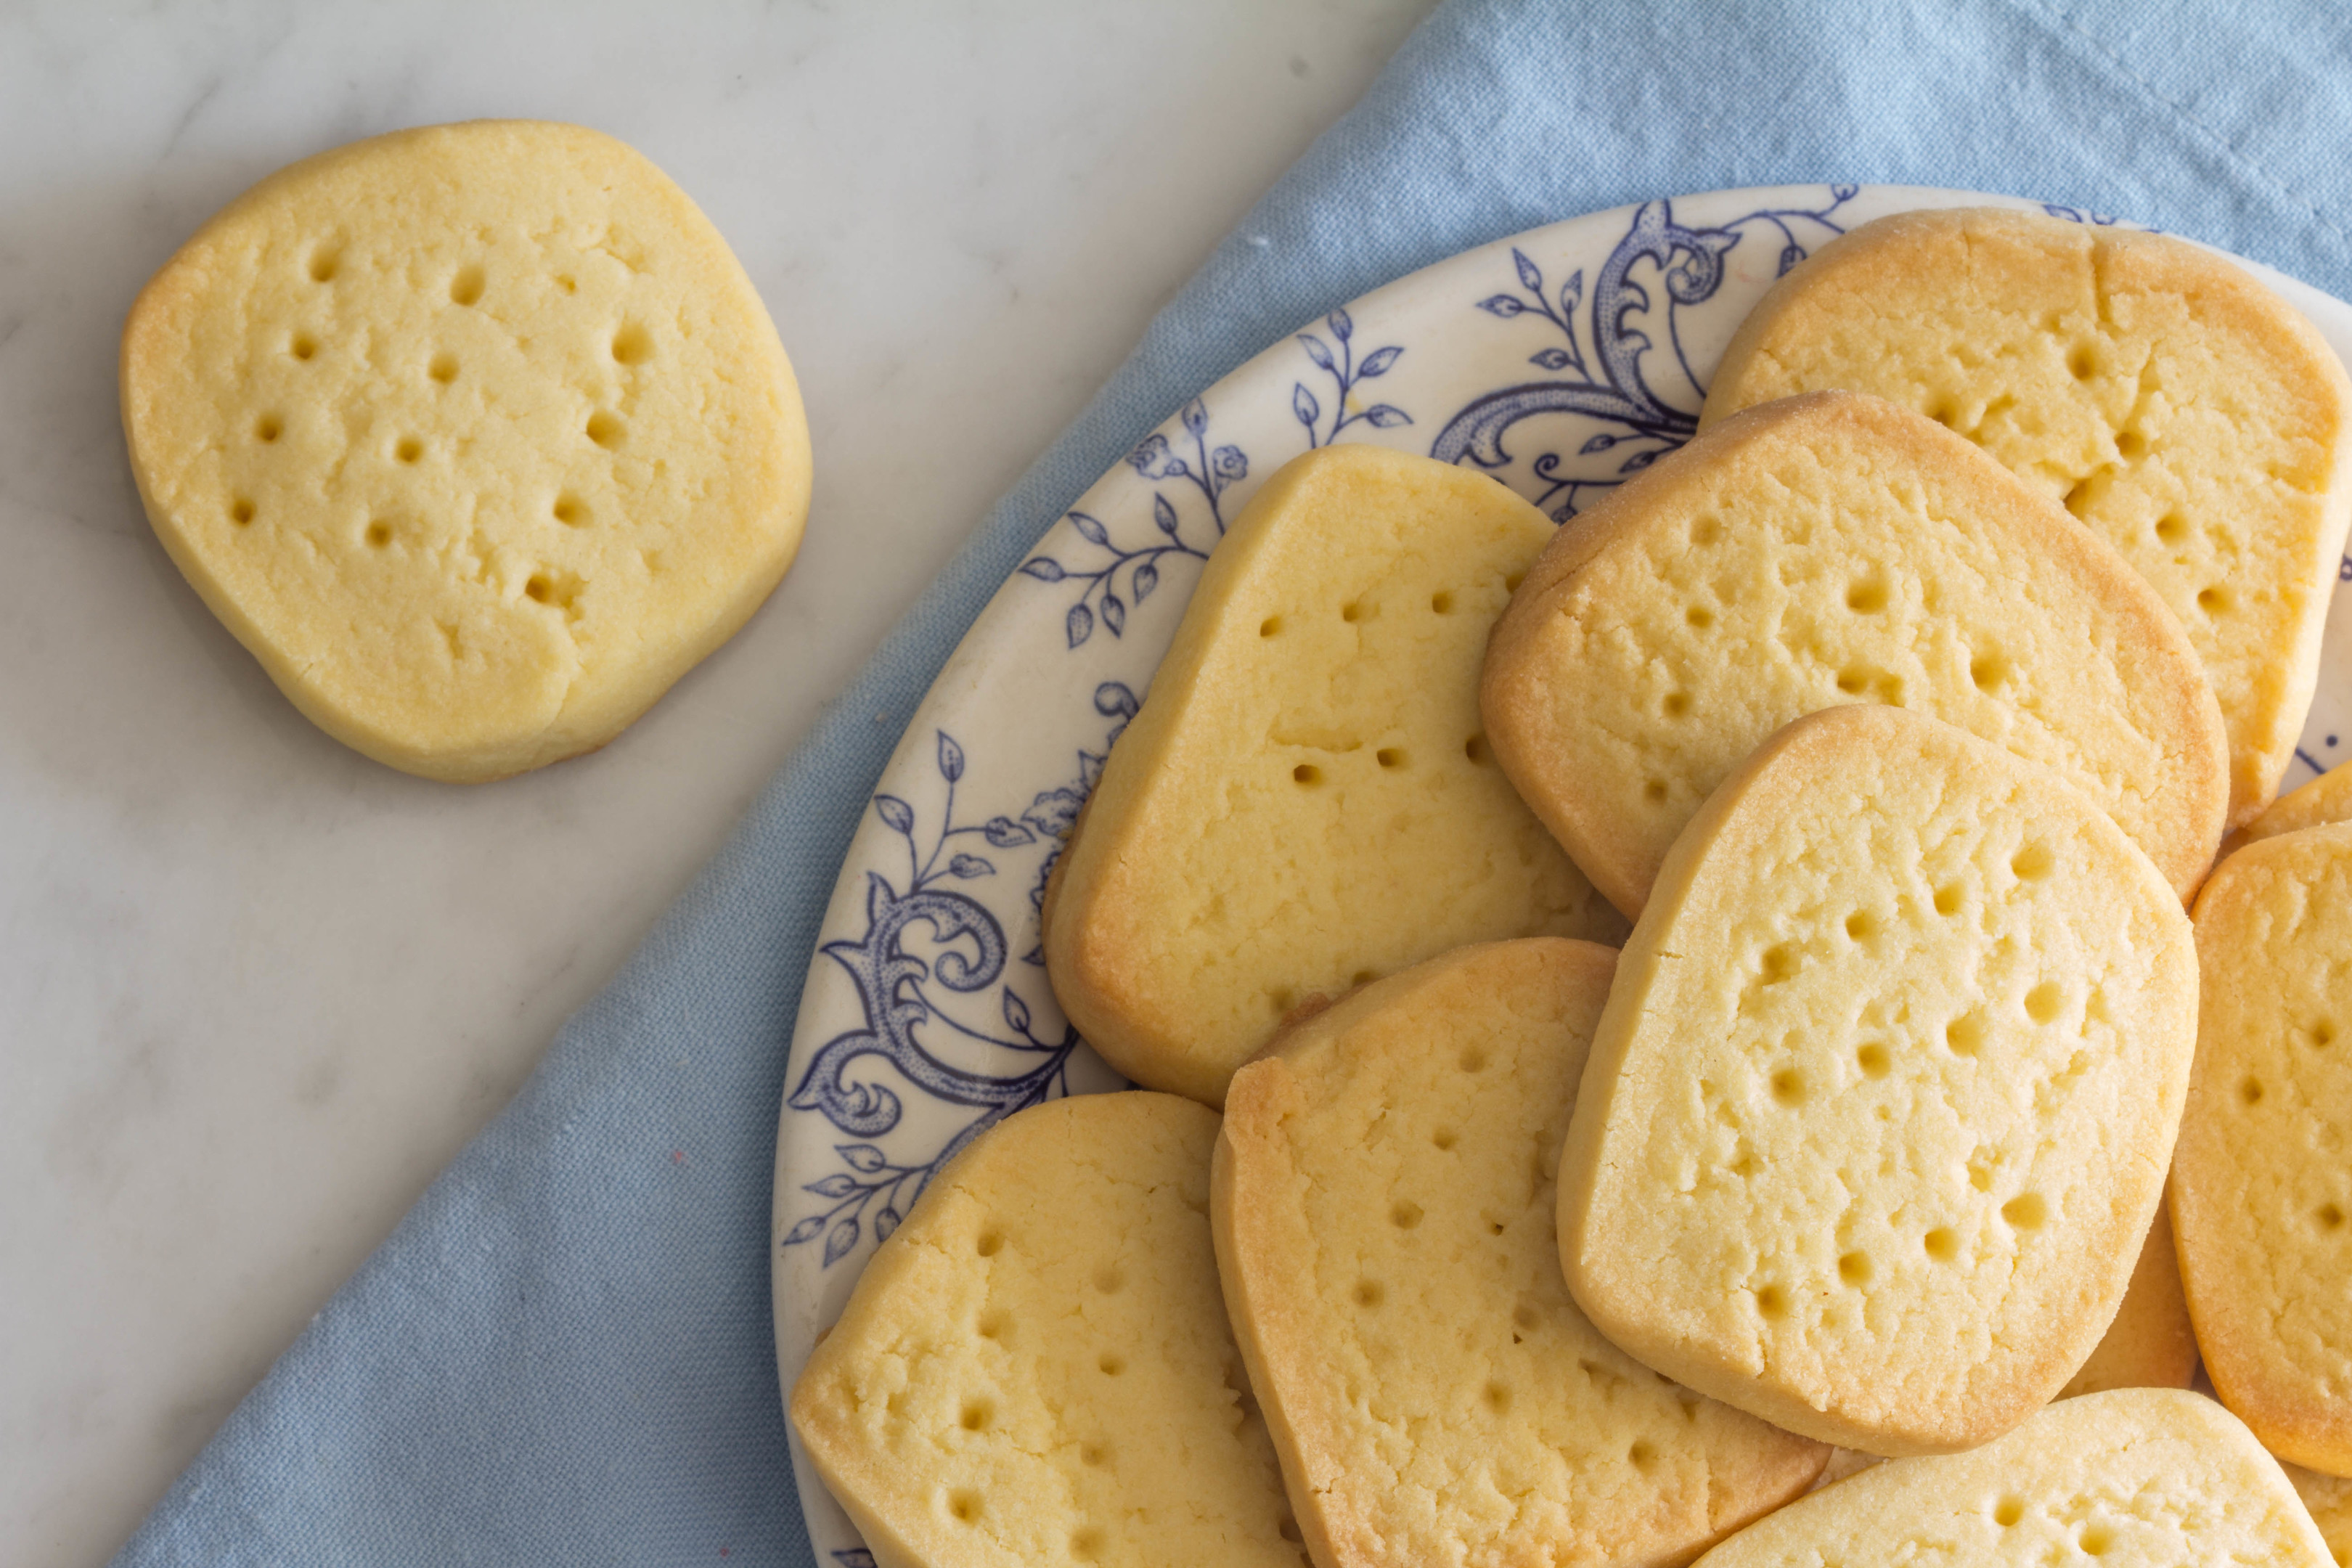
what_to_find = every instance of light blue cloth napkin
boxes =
[117,1,2352,1562]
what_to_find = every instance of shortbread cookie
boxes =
[1483,391,2226,918]
[2174,821,2352,1475]
[1215,940,1825,1568]
[2287,1462,2352,1564]
[1693,1389,2332,1566]
[2240,759,2352,847]
[121,121,811,782]
[2056,1198,2199,1399]
[1042,444,1625,1107]
[1558,705,2199,1454]
[1703,205,2352,830]
[791,1093,1304,1568]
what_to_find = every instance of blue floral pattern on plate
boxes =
[773,186,2352,1563]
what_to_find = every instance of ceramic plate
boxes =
[769,184,2352,1562]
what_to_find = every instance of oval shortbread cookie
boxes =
[1214,940,1826,1568]
[121,121,812,782]
[1694,1389,2332,1566]
[1702,205,2352,830]
[1482,391,2226,918]
[1557,706,2199,1455]
[2239,758,2352,849]
[2174,821,2352,1476]
[790,1093,1304,1568]
[1042,444,1625,1108]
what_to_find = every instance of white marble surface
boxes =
[0,4,1434,1562]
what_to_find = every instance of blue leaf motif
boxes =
[949,853,994,879]
[1477,294,1526,317]
[875,795,915,834]
[873,1207,900,1243]
[1580,433,1619,454]
[1529,348,1574,372]
[838,1143,886,1174]
[1153,493,1180,536]
[1620,448,1662,474]
[1161,456,1191,478]
[1358,345,1402,377]
[1095,682,1140,719]
[1003,989,1032,1032]
[937,732,964,783]
[1777,243,1804,276]
[1018,557,1066,582]
[1102,593,1126,636]
[981,816,1034,848]
[1559,268,1584,314]
[1024,786,1084,837]
[823,1217,859,1267]
[1128,433,1169,473]
[1181,398,1209,436]
[1328,307,1353,342]
[1132,561,1159,603]
[1297,332,1335,372]
[1513,246,1543,293]
[783,1214,827,1246]
[1069,511,1108,547]
[1361,405,1411,428]
[1293,383,1320,428]
[1832,183,1860,201]
[807,1174,859,1199]
[1066,603,1093,648]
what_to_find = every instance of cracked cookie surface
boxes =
[121,119,810,781]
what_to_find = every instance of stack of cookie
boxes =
[792,208,2352,1567]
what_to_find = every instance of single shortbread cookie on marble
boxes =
[790,1093,1305,1568]
[1693,1389,2332,1566]
[2174,821,2352,1476]
[2054,1196,2199,1400]
[2238,758,2352,848]
[1557,706,2199,1455]
[1042,444,1625,1108]
[1482,391,2226,918]
[1214,939,1825,1568]
[1702,205,2352,830]
[122,120,811,782]
[2286,1462,2352,1565]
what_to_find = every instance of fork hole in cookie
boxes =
[1855,1042,1890,1079]
[1430,1127,1458,1151]
[2022,981,2063,1025]
[1838,1251,1872,1286]
[1069,1528,1103,1561]
[2320,1204,2346,1232]
[1993,1497,2025,1528]
[2012,843,2054,881]
[1463,735,1490,765]
[975,1229,1003,1257]
[2063,479,2094,518]
[2155,512,2187,544]
[2116,430,2148,460]
[1757,944,1796,985]
[2315,1020,2340,1048]
[1096,1353,1124,1376]
[2078,1524,2114,1556]
[255,415,282,444]
[611,322,653,365]
[1079,1440,1108,1467]
[364,520,391,549]
[307,245,340,283]
[449,264,485,306]
[1259,616,1282,637]
[1277,1517,1303,1545]
[946,1490,981,1524]
[2001,1193,2047,1231]
[230,498,255,526]
[1291,764,1322,786]
[1643,778,1669,804]
[1628,1440,1657,1472]
[2068,343,2099,380]
[2197,584,2231,617]
[1845,910,1877,941]
[1340,600,1365,623]
[1934,882,1965,917]
[1845,578,1887,613]
[1512,1301,1540,1330]
[1503,571,1526,592]
[976,1310,1007,1340]
[1689,515,1721,547]
[428,351,459,384]
[1093,1266,1122,1294]
[1753,1283,1789,1320]
[524,575,555,605]
[1769,1069,1806,1106]
[1923,1227,1959,1262]
[1352,1281,1384,1309]
[1969,650,2010,692]
[587,410,626,449]
[2240,1077,2265,1107]
[395,437,423,465]
[1686,603,1713,628]
[1376,748,1405,770]
[1662,691,1691,718]
[1945,1013,1986,1056]
[552,494,588,527]
[1390,1200,1424,1230]
[290,332,317,361]
[959,1398,993,1432]
[1458,1048,1487,1074]
[1482,1381,1512,1414]
[1430,590,1455,613]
